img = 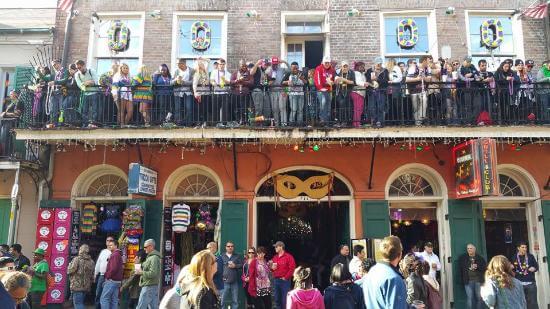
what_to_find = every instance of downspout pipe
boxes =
[7,167,20,244]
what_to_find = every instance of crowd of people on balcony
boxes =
[2,55,550,132]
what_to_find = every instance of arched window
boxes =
[499,174,524,197]
[175,173,219,197]
[389,173,434,197]
[86,174,127,197]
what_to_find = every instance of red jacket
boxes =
[104,249,123,281]
[271,251,296,280]
[314,64,336,91]
[247,258,258,297]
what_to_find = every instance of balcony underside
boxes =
[15,126,550,142]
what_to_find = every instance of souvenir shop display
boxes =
[35,207,72,304]
[163,206,174,287]
[120,204,144,277]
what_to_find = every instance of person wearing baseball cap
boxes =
[525,60,536,81]
[265,56,290,125]
[270,241,296,309]
[26,248,49,309]
[419,241,441,280]
[314,56,337,124]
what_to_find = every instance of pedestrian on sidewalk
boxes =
[220,241,243,309]
[67,244,95,309]
[270,241,296,309]
[100,240,123,309]
[286,266,324,309]
[136,239,162,309]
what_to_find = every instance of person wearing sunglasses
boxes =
[94,236,114,309]
[220,242,243,309]
[246,246,272,309]
[242,247,256,309]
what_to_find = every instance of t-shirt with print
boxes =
[30,260,49,292]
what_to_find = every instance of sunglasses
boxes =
[248,251,256,254]
[226,245,234,248]
[452,63,459,66]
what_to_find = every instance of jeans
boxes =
[317,91,332,123]
[136,285,159,309]
[30,291,46,309]
[464,281,483,309]
[410,92,427,124]
[288,95,304,125]
[274,278,291,309]
[95,274,105,309]
[523,282,538,309]
[100,279,121,309]
[252,88,271,119]
[221,281,239,309]
[270,91,288,125]
[174,94,194,125]
[72,291,86,309]
[50,93,63,125]
[368,90,387,125]
[81,93,100,125]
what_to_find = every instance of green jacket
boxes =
[139,250,161,287]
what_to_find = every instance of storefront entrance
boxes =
[390,203,439,256]
[257,201,349,289]
[483,206,528,259]
[255,168,353,290]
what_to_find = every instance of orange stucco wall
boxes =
[51,143,550,242]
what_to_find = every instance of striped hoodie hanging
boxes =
[172,203,191,233]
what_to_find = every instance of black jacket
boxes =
[406,273,428,305]
[458,253,487,285]
[510,253,538,283]
[323,282,366,309]
[366,68,389,89]
[330,254,352,270]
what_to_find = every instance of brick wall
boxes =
[53,0,548,71]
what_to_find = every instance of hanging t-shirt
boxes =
[81,204,98,235]
[172,203,191,233]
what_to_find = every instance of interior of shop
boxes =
[257,201,349,290]
[390,203,439,256]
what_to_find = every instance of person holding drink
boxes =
[270,241,296,309]
[458,244,487,309]
[220,241,243,309]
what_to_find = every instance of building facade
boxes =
[8,0,550,308]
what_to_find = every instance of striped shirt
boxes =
[172,203,191,232]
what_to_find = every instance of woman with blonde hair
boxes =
[286,266,324,309]
[159,249,219,309]
[112,63,133,126]
[480,255,526,308]
[193,59,211,125]
[132,65,153,126]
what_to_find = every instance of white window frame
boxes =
[379,10,439,60]
[170,11,228,72]
[281,11,330,61]
[86,12,145,73]
[464,10,524,60]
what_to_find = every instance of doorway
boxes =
[256,201,349,290]
[305,41,323,69]
[390,203,439,256]
[285,40,324,70]
[483,206,528,259]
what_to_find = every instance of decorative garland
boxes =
[480,19,504,49]
[108,20,130,52]
[190,21,211,51]
[397,18,419,48]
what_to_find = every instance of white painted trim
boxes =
[170,11,228,72]
[379,10,438,59]
[252,165,355,247]
[70,164,129,208]
[162,164,224,199]
[385,163,448,197]
[15,126,550,141]
[86,12,146,71]
[464,10,524,60]
[0,161,20,170]
[280,11,330,62]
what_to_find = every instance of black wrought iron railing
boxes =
[10,83,550,130]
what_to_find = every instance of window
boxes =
[498,174,524,197]
[286,22,323,34]
[287,43,303,67]
[175,173,219,197]
[381,12,437,60]
[90,16,144,76]
[388,173,434,197]
[466,12,522,69]
[174,14,227,70]
[86,174,128,197]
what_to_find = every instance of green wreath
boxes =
[108,20,130,52]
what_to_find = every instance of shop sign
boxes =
[128,163,158,196]
[70,211,80,257]
[453,138,499,199]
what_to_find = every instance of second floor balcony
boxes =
[9,83,550,142]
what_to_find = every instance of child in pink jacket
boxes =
[286,267,325,309]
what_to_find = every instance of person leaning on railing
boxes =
[366,57,389,128]
[59,64,81,127]
[494,61,520,124]
[193,58,211,127]
[536,60,550,121]
[230,60,254,126]
[0,90,23,157]
[171,58,195,126]
[112,63,133,126]
[132,65,153,127]
[74,60,101,128]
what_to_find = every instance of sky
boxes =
[0,0,57,8]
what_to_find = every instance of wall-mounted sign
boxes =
[128,163,158,196]
[453,138,499,199]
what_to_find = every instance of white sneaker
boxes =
[165,112,173,121]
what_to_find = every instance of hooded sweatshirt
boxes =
[67,251,95,292]
[286,288,325,309]
[324,283,366,309]
[140,250,162,287]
